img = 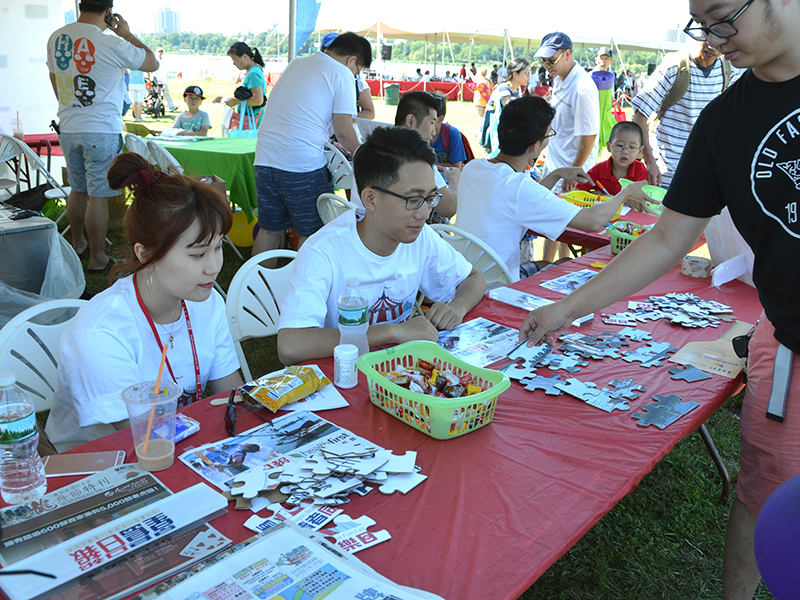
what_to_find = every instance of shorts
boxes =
[255,165,332,236]
[129,83,146,103]
[737,311,800,516]
[59,132,123,198]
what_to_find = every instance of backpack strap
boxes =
[440,122,451,155]
[650,52,691,132]
[721,58,732,91]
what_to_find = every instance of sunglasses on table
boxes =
[224,388,271,437]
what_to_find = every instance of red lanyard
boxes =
[133,272,202,404]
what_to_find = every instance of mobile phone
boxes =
[105,11,116,29]
[42,450,126,477]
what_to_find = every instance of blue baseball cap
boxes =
[535,32,573,59]
[321,32,339,49]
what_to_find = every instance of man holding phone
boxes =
[47,0,158,273]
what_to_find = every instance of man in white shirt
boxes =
[457,96,650,281]
[152,47,177,111]
[277,126,486,365]
[47,0,158,272]
[252,32,369,256]
[536,31,600,261]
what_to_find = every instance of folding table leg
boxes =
[697,424,731,505]
[224,235,243,260]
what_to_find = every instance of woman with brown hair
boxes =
[45,153,242,452]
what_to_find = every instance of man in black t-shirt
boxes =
[519,1,800,598]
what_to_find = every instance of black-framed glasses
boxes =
[224,388,237,436]
[544,128,557,140]
[539,51,565,68]
[372,186,442,210]
[611,143,642,154]
[683,0,755,41]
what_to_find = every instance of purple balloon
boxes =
[754,472,800,599]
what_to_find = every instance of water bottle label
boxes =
[0,412,36,444]
[339,306,368,327]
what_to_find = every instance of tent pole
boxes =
[526,38,531,61]
[469,39,473,65]
[433,36,437,79]
[288,0,297,62]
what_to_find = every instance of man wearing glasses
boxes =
[520,1,800,598]
[252,32,370,258]
[631,38,737,188]
[276,127,485,366]
[535,32,601,262]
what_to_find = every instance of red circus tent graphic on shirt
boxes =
[370,290,404,324]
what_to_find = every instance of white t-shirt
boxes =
[255,52,356,173]
[47,22,146,134]
[544,63,600,177]
[45,276,239,452]
[349,164,447,214]
[456,159,581,282]
[278,211,472,331]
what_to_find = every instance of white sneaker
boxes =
[134,118,144,122]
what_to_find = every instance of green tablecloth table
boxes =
[158,138,258,220]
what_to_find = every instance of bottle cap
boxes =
[345,277,360,288]
[334,344,359,361]
[0,372,16,387]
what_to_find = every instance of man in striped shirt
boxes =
[631,40,738,187]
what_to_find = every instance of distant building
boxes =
[155,8,180,34]
[64,9,75,24]
[665,28,688,44]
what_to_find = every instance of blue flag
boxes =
[295,0,322,55]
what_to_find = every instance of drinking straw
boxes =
[143,343,169,453]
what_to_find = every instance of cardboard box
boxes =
[191,174,227,199]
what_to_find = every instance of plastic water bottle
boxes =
[338,278,370,357]
[0,373,47,505]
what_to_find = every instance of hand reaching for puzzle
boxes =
[519,302,575,347]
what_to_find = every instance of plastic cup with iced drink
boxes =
[121,381,182,472]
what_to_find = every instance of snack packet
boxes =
[241,366,331,412]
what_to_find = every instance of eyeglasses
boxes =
[683,0,755,41]
[224,388,237,436]
[539,51,565,68]
[611,143,642,154]
[544,128,557,140]
[372,186,442,210]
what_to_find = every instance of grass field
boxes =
[71,77,773,600]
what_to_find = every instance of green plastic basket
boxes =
[606,221,653,254]
[357,340,511,440]
[619,179,666,215]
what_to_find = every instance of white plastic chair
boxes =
[0,133,71,224]
[0,299,86,413]
[226,249,297,381]
[0,135,22,198]
[317,193,357,225]
[430,224,513,289]
[145,139,184,174]
[323,142,353,191]
[124,132,152,162]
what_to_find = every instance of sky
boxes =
[60,0,692,45]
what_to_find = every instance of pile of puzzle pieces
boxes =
[602,293,734,328]
[229,440,426,507]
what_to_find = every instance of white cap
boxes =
[346,277,360,287]
[334,344,359,361]
[0,372,16,387]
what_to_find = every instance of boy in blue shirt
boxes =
[173,85,211,136]
[430,96,468,169]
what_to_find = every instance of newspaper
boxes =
[437,316,520,367]
[130,521,444,600]
[0,484,228,600]
[0,464,172,566]
[539,268,598,295]
[487,286,555,311]
[178,410,378,492]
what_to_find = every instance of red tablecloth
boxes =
[28,247,762,600]
[22,133,63,158]
[366,79,473,102]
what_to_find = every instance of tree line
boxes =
[140,32,665,74]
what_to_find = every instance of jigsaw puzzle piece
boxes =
[631,393,700,429]
[320,514,392,554]
[605,379,647,401]
[374,450,417,474]
[378,472,427,495]
[519,374,564,395]
[617,327,653,342]
[231,466,283,499]
[669,364,713,382]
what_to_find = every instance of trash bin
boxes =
[384,84,400,106]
